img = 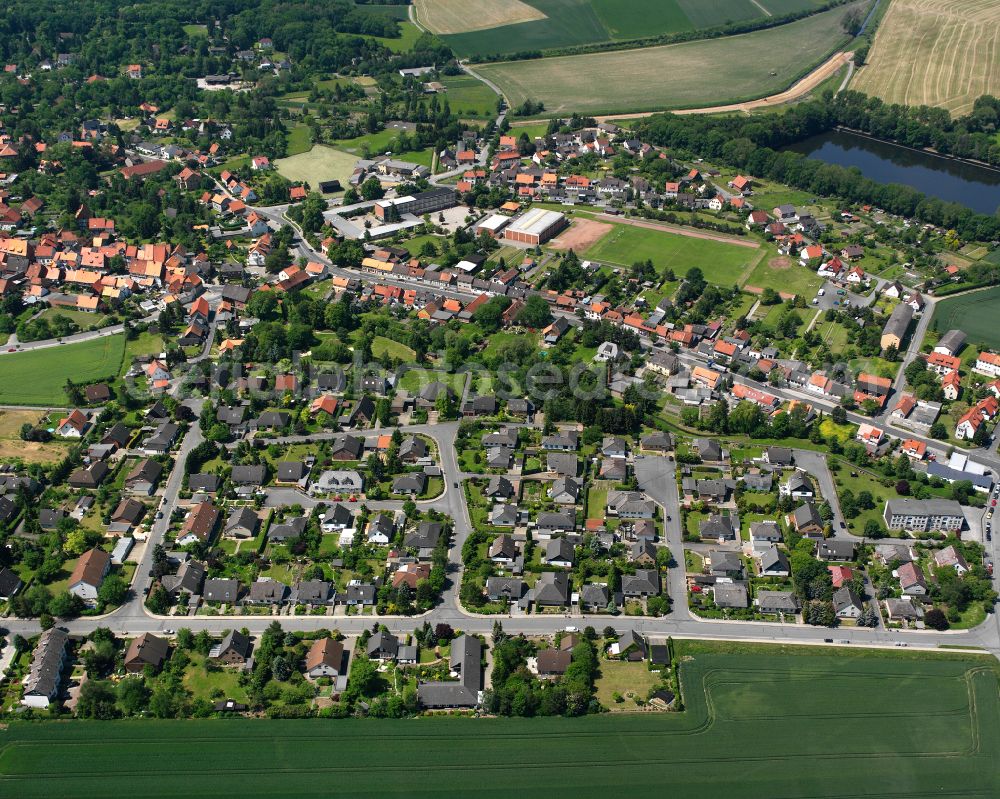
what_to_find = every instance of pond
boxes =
[785,129,1000,215]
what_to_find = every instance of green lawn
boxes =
[181,652,249,704]
[122,332,164,374]
[286,125,313,157]
[0,335,126,405]
[582,223,760,286]
[330,128,433,165]
[372,335,416,362]
[439,74,498,118]
[594,659,662,710]
[745,255,824,297]
[398,369,465,396]
[1,646,996,797]
[366,20,424,52]
[586,482,610,520]
[34,307,111,329]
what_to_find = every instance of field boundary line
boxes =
[593,213,760,249]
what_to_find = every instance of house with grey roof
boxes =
[541,430,579,451]
[546,452,579,477]
[756,590,800,615]
[294,580,332,605]
[485,475,514,500]
[367,631,399,661]
[247,578,289,605]
[486,576,525,603]
[833,586,863,619]
[203,578,241,605]
[231,464,267,486]
[549,476,581,504]
[621,569,659,598]
[392,472,427,496]
[311,469,364,495]
[536,511,575,536]
[162,559,205,597]
[270,516,308,541]
[21,628,68,708]
[532,571,570,607]
[694,438,723,462]
[757,545,789,577]
[578,582,610,611]
[417,634,482,709]
[275,461,309,486]
[225,507,261,539]
[543,538,576,568]
[700,514,737,541]
[708,549,743,577]
[640,431,673,452]
[713,582,749,609]
[367,512,396,544]
[490,504,518,527]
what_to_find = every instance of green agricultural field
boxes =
[477,2,864,114]
[757,0,828,13]
[434,0,821,57]
[590,0,693,40]
[442,0,609,58]
[0,335,125,405]
[582,223,760,285]
[675,0,760,29]
[439,74,499,118]
[275,145,359,189]
[1,646,997,797]
[932,286,1000,351]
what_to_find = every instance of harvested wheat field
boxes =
[414,0,546,34]
[851,0,1000,115]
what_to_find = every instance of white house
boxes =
[67,548,111,605]
[974,352,1000,378]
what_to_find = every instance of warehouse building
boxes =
[504,208,567,245]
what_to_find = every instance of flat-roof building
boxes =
[373,188,455,220]
[504,208,567,245]
[883,498,964,532]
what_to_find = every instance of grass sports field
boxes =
[0,335,125,405]
[423,0,833,57]
[275,145,359,189]
[581,222,761,285]
[476,2,864,114]
[932,286,1000,350]
[1,644,996,797]
[850,0,1000,116]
